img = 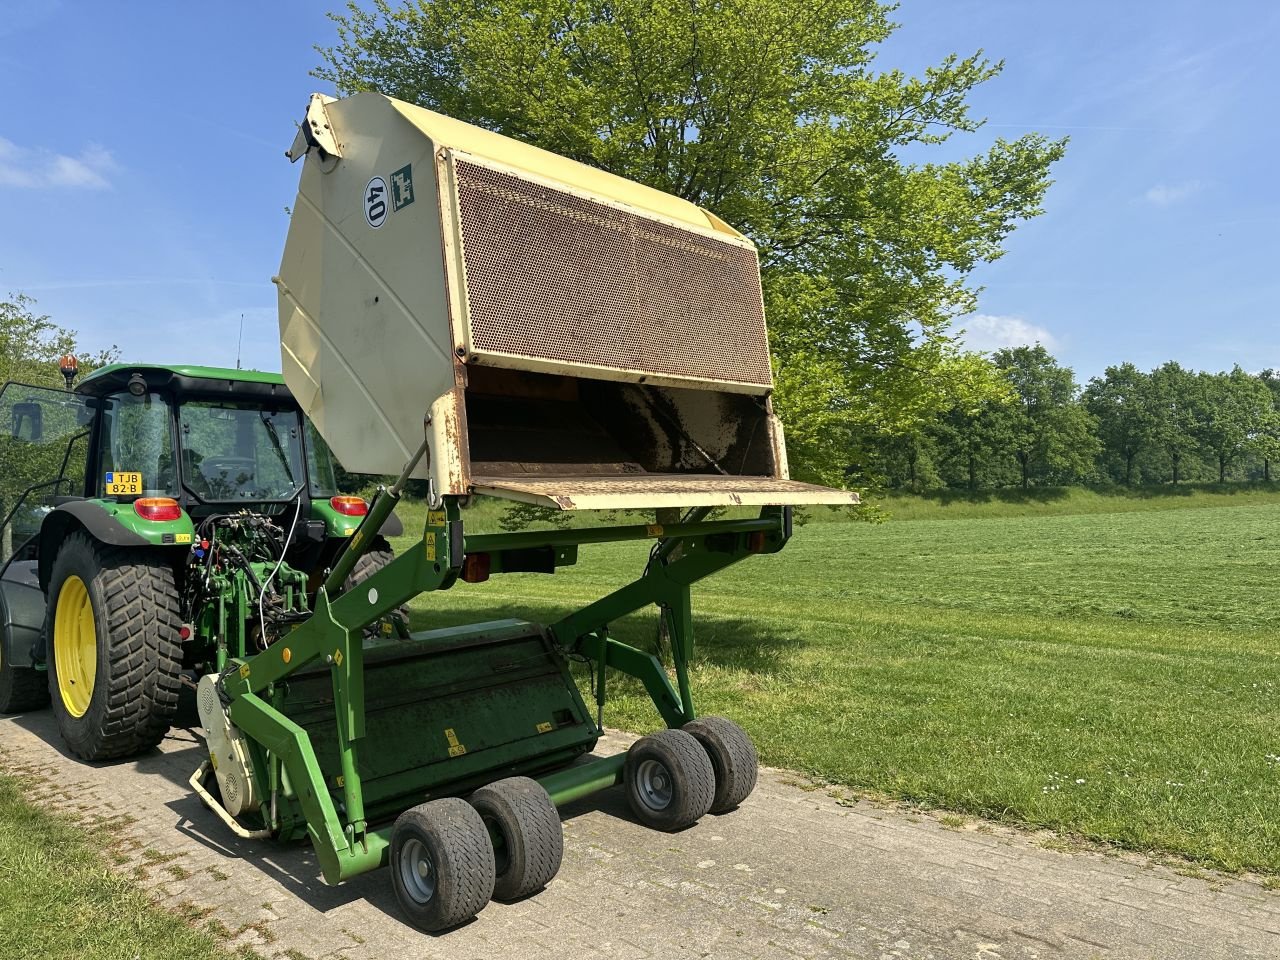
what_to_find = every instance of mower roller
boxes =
[0,91,858,932]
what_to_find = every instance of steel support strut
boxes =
[215,496,790,884]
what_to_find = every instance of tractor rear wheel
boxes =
[624,728,715,831]
[390,797,496,931]
[470,776,563,901]
[0,630,49,713]
[46,532,183,761]
[344,536,409,628]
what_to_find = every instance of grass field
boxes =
[0,774,232,960]
[391,491,1280,874]
[4,486,1279,960]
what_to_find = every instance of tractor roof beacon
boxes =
[0,91,859,933]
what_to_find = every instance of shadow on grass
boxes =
[408,601,798,675]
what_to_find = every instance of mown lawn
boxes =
[392,495,1280,873]
[0,773,233,960]
[4,489,1278,959]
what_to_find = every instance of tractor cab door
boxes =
[0,382,92,666]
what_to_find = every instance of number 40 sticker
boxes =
[364,176,388,228]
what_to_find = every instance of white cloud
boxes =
[960,314,1059,353]
[0,137,116,189]
[1142,181,1201,206]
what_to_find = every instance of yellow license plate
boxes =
[105,472,143,496]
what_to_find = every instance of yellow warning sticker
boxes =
[336,775,345,787]
[351,531,364,549]
[424,532,437,561]
[333,648,344,667]
[444,727,467,757]
[536,721,554,734]
[175,533,192,544]
[238,663,251,680]
[427,509,446,526]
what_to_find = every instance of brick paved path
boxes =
[2,711,1277,959]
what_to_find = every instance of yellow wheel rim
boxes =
[54,575,96,718]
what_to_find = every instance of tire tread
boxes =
[48,532,183,760]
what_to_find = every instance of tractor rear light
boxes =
[462,553,491,583]
[330,495,368,517]
[178,624,192,641]
[134,497,182,522]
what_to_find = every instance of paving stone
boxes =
[2,713,1279,959]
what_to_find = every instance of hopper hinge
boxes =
[287,93,343,163]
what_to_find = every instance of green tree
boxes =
[931,395,1008,490]
[986,346,1098,489]
[1256,370,1280,481]
[1192,367,1272,484]
[1146,362,1200,484]
[317,0,1065,483]
[0,294,116,557]
[1083,362,1155,485]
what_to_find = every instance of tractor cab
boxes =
[0,365,402,728]
[73,364,339,516]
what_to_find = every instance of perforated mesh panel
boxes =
[454,160,773,387]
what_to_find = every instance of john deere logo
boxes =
[364,176,388,228]
[390,164,415,211]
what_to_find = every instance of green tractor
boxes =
[0,364,402,760]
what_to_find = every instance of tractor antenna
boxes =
[236,314,245,369]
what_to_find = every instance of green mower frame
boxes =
[210,449,790,888]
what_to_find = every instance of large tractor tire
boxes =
[343,535,408,625]
[46,532,183,761]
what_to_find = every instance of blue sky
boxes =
[2,0,1276,383]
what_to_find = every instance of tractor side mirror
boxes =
[11,402,43,441]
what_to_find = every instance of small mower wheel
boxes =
[390,797,496,932]
[471,776,563,902]
[624,728,715,831]
[682,716,759,813]
[0,630,49,713]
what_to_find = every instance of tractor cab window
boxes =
[179,401,306,502]
[96,392,179,498]
[0,382,93,564]
[304,419,339,498]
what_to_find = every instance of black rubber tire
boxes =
[390,797,496,932]
[343,536,409,625]
[624,728,715,831]
[0,629,49,713]
[46,532,183,761]
[683,716,759,813]
[470,776,563,902]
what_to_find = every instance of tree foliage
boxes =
[316,0,1065,483]
[1083,363,1155,485]
[982,346,1098,489]
[0,294,117,557]
[1,293,113,389]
